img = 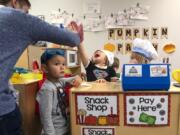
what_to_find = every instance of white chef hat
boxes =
[101,50,114,66]
[132,38,158,60]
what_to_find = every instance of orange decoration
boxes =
[104,43,116,52]
[163,43,176,54]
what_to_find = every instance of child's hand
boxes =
[72,75,82,87]
[96,79,107,83]
[111,77,119,82]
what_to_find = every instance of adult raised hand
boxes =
[67,21,84,43]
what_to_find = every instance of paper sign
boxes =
[82,127,115,135]
[142,28,150,39]
[125,65,142,77]
[161,27,168,39]
[124,42,132,54]
[125,28,132,40]
[108,29,115,40]
[152,43,158,52]
[150,65,168,77]
[83,0,101,14]
[75,93,119,126]
[151,27,159,39]
[116,28,124,40]
[125,93,170,126]
[133,28,141,39]
[117,42,124,55]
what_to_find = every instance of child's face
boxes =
[45,55,66,79]
[129,58,138,64]
[92,50,107,65]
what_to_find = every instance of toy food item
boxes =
[172,69,180,83]
[77,109,87,124]
[163,43,176,54]
[161,68,167,74]
[84,115,97,125]
[129,66,138,73]
[107,107,119,125]
[98,116,108,125]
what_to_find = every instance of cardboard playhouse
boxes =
[122,64,170,91]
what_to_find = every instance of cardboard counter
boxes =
[13,80,42,135]
[70,82,180,135]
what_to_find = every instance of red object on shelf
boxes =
[107,106,119,125]
[32,60,39,70]
[85,115,97,125]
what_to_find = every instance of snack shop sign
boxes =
[75,94,119,125]
[125,94,169,126]
[82,127,114,135]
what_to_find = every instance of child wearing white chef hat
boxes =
[129,38,158,64]
[68,22,117,82]
[78,44,116,82]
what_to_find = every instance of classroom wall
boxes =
[30,0,180,72]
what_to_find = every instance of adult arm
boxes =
[17,13,81,47]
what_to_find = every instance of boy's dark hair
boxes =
[17,0,31,7]
[0,0,31,7]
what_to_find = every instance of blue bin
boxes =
[122,64,170,91]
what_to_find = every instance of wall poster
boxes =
[75,93,119,126]
[124,93,170,126]
[83,0,101,14]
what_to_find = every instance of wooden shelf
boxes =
[16,45,81,75]
[41,44,78,51]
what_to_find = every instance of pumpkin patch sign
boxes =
[75,93,119,126]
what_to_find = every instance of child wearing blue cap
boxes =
[36,49,82,135]
[129,38,158,64]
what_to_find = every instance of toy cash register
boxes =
[122,64,170,91]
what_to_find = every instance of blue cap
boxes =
[41,49,65,64]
